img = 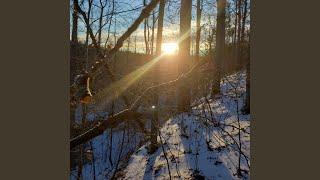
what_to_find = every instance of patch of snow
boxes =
[122,71,250,180]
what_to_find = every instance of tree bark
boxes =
[212,0,226,96]
[150,11,156,55]
[243,33,250,114]
[195,0,202,62]
[241,0,248,43]
[143,0,150,54]
[97,0,106,47]
[177,0,192,112]
[236,0,242,66]
[71,0,161,149]
[71,0,78,43]
[70,109,142,149]
[85,0,93,46]
[149,0,165,154]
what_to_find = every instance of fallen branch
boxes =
[70,109,142,149]
[75,0,160,77]
[73,0,160,101]
[70,59,208,149]
[72,0,161,138]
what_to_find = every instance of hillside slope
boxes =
[122,71,250,180]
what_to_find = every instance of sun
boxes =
[162,42,178,55]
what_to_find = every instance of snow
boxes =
[71,70,250,180]
[122,71,250,179]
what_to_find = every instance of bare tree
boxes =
[212,0,226,96]
[243,33,250,114]
[85,0,94,46]
[195,0,203,61]
[178,0,192,112]
[241,0,248,43]
[71,0,162,149]
[236,0,242,65]
[240,0,250,114]
[97,0,107,47]
[143,0,150,54]
[149,0,166,154]
[71,0,78,44]
[150,11,156,55]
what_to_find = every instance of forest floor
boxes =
[70,70,250,180]
[121,71,250,180]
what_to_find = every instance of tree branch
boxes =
[70,60,208,149]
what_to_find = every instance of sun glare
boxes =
[162,42,178,55]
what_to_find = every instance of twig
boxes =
[158,130,172,180]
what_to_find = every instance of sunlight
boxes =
[94,31,191,108]
[162,42,178,55]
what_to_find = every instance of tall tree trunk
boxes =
[233,0,238,48]
[77,104,87,180]
[241,0,248,43]
[194,0,202,100]
[85,0,93,46]
[71,0,78,44]
[143,0,150,54]
[134,35,137,53]
[149,0,165,154]
[236,0,242,67]
[242,30,250,114]
[178,0,192,112]
[97,0,105,47]
[240,0,248,66]
[195,0,202,61]
[243,52,250,114]
[150,11,156,55]
[212,0,226,96]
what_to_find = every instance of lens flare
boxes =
[162,43,178,54]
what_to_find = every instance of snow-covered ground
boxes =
[71,71,250,180]
[122,71,250,180]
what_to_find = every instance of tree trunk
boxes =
[240,0,248,65]
[233,0,238,48]
[143,0,150,54]
[242,33,250,114]
[241,0,248,43]
[212,0,226,96]
[85,0,93,46]
[71,0,162,149]
[236,0,242,66]
[150,11,156,55]
[178,0,192,112]
[149,0,165,154]
[97,0,105,47]
[195,0,202,62]
[71,0,78,44]
[134,35,137,53]
[244,57,250,113]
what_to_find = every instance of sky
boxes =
[70,0,248,55]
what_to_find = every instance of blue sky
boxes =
[70,0,249,54]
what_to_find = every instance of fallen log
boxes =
[70,109,142,149]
